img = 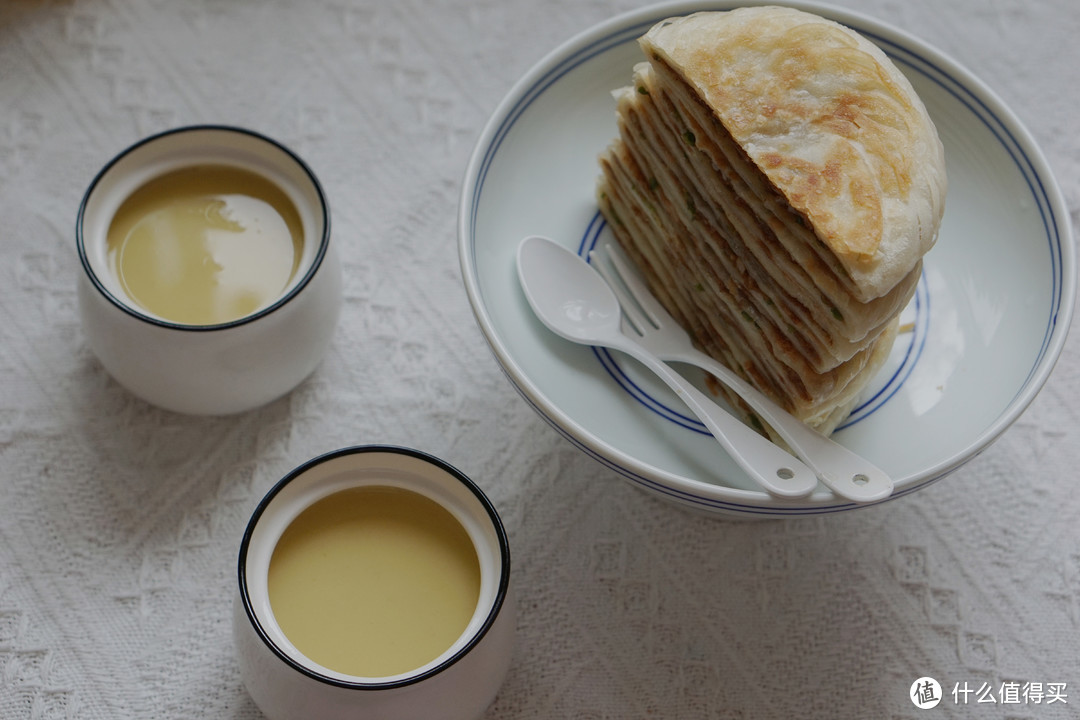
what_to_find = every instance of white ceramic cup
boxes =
[76,125,342,415]
[234,446,515,720]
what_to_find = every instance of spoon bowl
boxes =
[515,232,623,344]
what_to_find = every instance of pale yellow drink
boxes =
[267,486,482,678]
[106,164,304,325]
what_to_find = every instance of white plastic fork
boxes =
[589,243,894,504]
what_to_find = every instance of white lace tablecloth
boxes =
[1,1,1077,718]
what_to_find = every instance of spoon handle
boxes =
[673,345,893,503]
[610,339,818,499]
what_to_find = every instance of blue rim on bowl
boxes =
[457,0,1076,517]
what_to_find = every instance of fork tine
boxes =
[602,243,666,328]
[588,249,651,336]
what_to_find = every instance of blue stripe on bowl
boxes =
[578,215,931,434]
[463,2,1070,515]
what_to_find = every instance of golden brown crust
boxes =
[641,7,946,300]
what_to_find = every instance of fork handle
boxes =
[609,339,818,499]
[673,347,894,503]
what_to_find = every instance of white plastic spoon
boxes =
[516,235,818,500]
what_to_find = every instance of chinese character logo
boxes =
[911,677,943,709]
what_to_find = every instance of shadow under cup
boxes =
[234,446,515,720]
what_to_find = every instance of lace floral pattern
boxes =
[0,0,1077,718]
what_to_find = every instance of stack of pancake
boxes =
[597,6,946,434]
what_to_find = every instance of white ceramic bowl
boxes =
[234,446,515,720]
[458,0,1076,517]
[76,125,342,415]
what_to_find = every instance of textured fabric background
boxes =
[0,0,1077,718]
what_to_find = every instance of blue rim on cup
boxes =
[233,445,515,720]
[75,125,342,415]
[77,124,331,331]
